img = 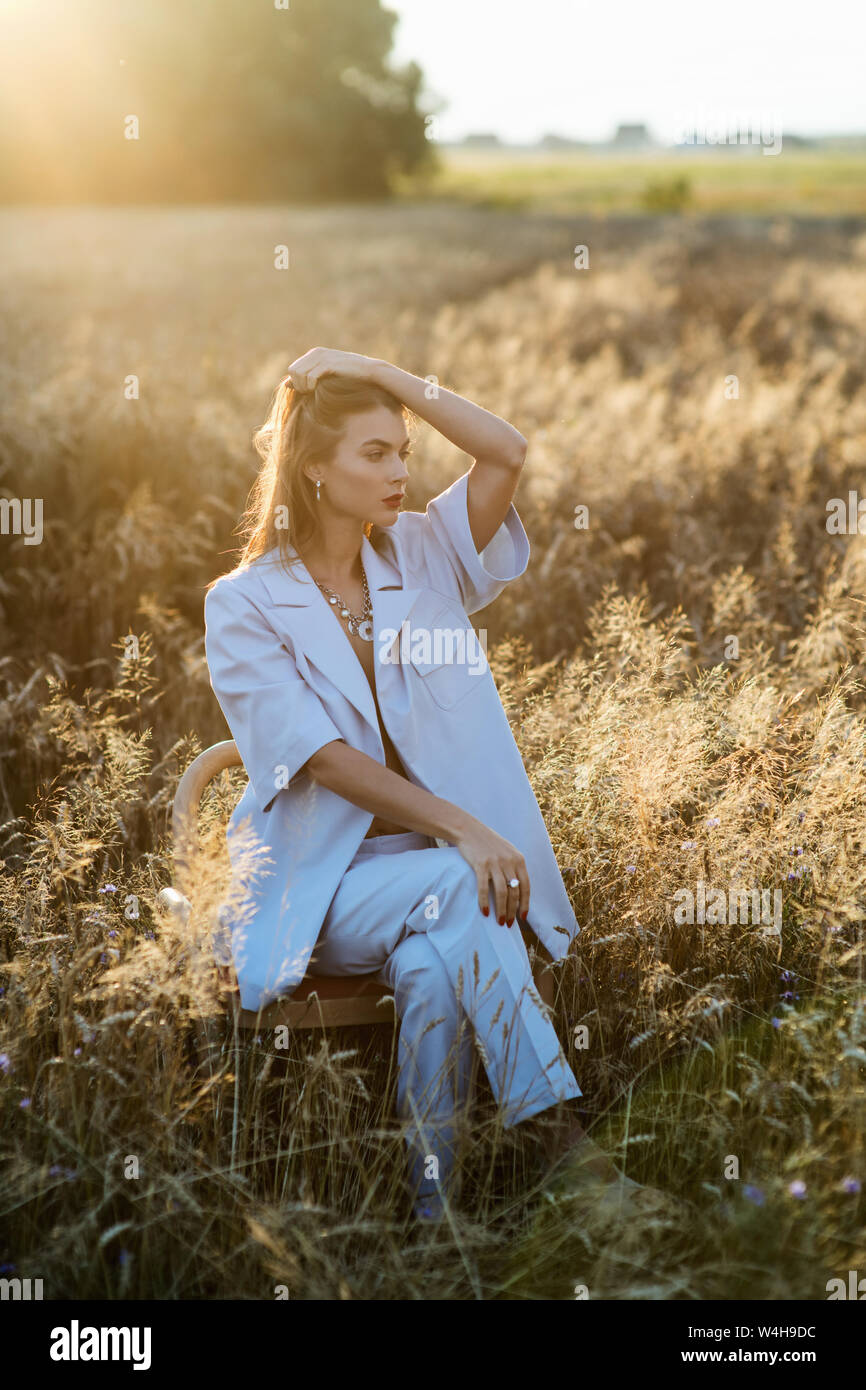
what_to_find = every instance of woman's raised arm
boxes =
[286,347,528,554]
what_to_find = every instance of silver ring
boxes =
[508,878,519,889]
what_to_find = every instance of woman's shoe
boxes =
[543,1132,631,1189]
[544,1137,685,1222]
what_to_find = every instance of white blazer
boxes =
[204,468,580,1011]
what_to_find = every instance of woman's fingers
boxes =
[287,347,323,391]
[475,865,506,921]
[287,347,379,393]
[472,861,531,924]
[490,868,507,925]
[494,864,530,925]
[458,826,531,926]
[476,867,491,917]
[491,864,527,926]
[516,859,530,922]
[290,366,318,392]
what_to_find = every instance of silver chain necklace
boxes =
[313,563,374,641]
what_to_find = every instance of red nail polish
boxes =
[482,907,489,916]
[499,916,505,926]
[507,918,514,926]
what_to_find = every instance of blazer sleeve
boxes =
[395,468,530,616]
[204,575,343,813]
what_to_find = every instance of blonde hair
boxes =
[208,372,411,587]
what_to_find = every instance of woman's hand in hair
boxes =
[286,347,384,393]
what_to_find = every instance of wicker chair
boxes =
[157,739,556,1032]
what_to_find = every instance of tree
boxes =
[0,0,435,202]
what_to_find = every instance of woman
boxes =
[204,347,629,1221]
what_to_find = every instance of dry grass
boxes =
[1,204,865,1298]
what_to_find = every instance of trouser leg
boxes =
[400,847,582,1128]
[308,839,475,1201]
[378,932,476,1201]
[309,838,581,1200]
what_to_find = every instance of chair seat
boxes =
[292,974,390,1002]
[229,971,397,1031]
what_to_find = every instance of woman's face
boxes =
[314,406,411,527]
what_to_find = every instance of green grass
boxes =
[502,990,866,1300]
[396,149,866,216]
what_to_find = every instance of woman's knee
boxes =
[421,848,488,922]
[386,931,453,1003]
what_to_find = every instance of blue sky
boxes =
[387,0,866,143]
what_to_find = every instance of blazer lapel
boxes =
[253,533,421,739]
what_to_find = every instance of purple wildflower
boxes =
[788,1180,807,1199]
[743,1184,765,1206]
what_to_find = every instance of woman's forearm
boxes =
[371,359,526,466]
[304,740,475,843]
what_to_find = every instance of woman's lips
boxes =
[382,495,404,507]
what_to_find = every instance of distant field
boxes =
[396,147,866,215]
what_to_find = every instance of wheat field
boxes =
[1,202,865,1299]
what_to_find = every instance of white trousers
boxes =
[306,829,582,1201]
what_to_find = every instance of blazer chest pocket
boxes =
[407,603,489,710]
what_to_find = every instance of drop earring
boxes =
[315,479,321,502]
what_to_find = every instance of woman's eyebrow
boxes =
[361,437,411,449]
